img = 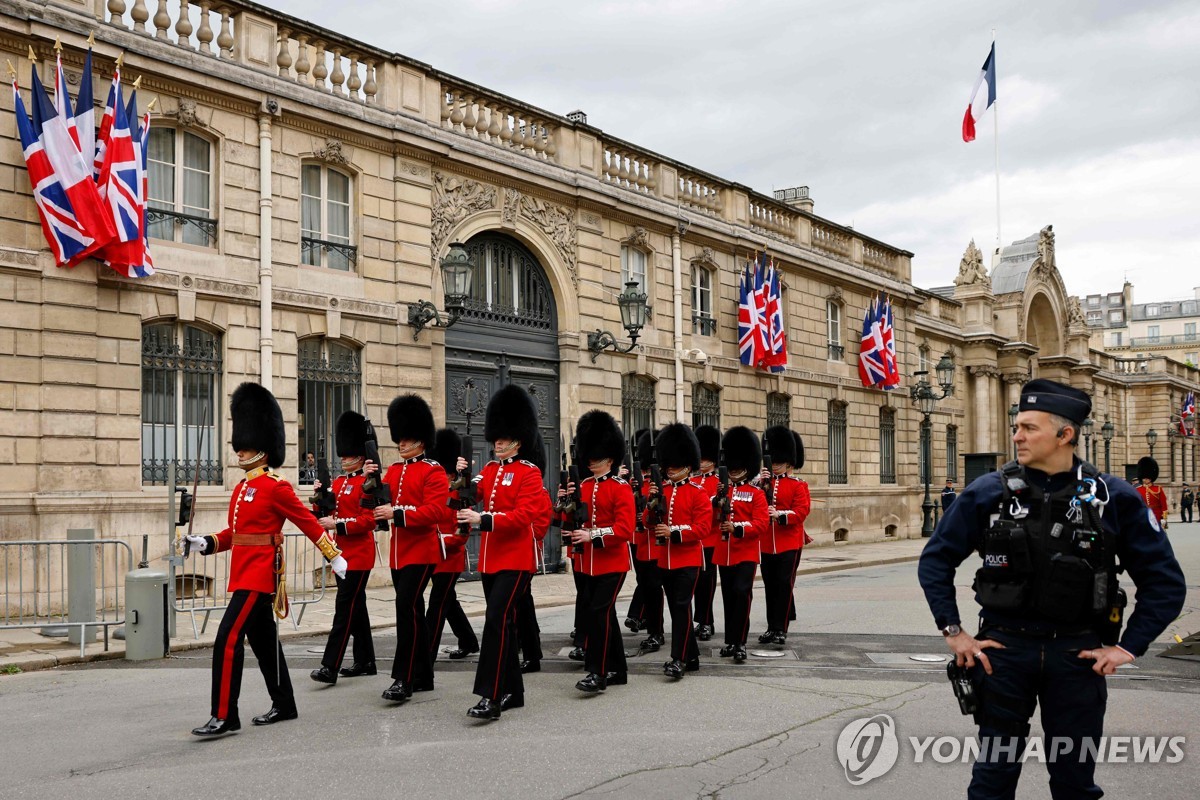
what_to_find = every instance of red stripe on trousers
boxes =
[493,576,524,700]
[333,571,369,667]
[218,591,259,719]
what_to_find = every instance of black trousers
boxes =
[660,566,700,662]
[693,547,718,629]
[426,571,478,656]
[390,564,434,685]
[760,550,802,633]
[718,562,758,646]
[1181,503,1193,523]
[517,577,543,662]
[321,569,375,670]
[581,571,628,676]
[626,556,664,636]
[473,570,531,702]
[572,568,587,646]
[210,589,292,721]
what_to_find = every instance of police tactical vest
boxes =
[974,460,1116,627]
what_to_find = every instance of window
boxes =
[1186,323,1196,340]
[879,407,896,484]
[1086,311,1102,324]
[691,263,715,335]
[1107,293,1122,304]
[918,345,930,373]
[462,234,554,330]
[621,245,648,293]
[146,128,216,246]
[1148,325,1161,342]
[1147,305,1160,317]
[1087,295,1100,307]
[946,425,959,481]
[301,163,355,270]
[141,323,222,485]
[692,384,721,430]
[1110,332,1123,347]
[1109,310,1124,324]
[298,338,361,482]
[827,300,843,360]
[621,374,656,440]
[1184,301,1198,315]
[828,401,847,484]
[766,393,790,429]
[1186,352,1197,365]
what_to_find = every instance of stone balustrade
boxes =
[441,84,559,163]
[748,196,795,240]
[601,144,656,194]
[862,241,896,275]
[811,220,853,259]
[678,171,723,216]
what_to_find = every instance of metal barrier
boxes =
[0,537,135,657]
[173,531,330,638]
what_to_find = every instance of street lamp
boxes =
[1008,402,1019,460]
[1168,427,1179,482]
[1146,428,1158,459]
[1082,417,1094,464]
[408,242,476,339]
[910,353,956,537]
[1101,417,1115,473]
[587,280,650,362]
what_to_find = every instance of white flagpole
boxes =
[992,29,1002,253]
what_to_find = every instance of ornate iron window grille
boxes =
[946,426,959,482]
[766,393,790,430]
[828,401,848,484]
[298,340,362,481]
[301,236,358,269]
[692,313,717,336]
[828,343,845,360]
[461,237,554,331]
[879,408,896,484]
[622,374,657,436]
[146,207,218,247]
[141,324,223,486]
[692,384,721,430]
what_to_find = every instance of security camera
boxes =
[678,217,691,236]
[685,348,708,364]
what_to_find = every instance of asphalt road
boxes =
[3,533,1198,799]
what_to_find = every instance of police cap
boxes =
[1017,378,1091,428]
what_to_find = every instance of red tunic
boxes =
[692,472,723,549]
[326,472,377,571]
[713,482,768,567]
[562,474,635,576]
[476,457,547,573]
[631,477,656,561]
[1137,484,1168,523]
[207,467,331,594]
[435,484,468,574]
[761,475,811,555]
[647,480,711,570]
[383,457,450,568]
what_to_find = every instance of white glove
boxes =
[185,535,209,556]
[330,555,348,580]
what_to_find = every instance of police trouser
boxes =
[473,570,531,702]
[516,577,543,662]
[627,556,664,636]
[969,625,1106,800]
[390,564,434,686]
[693,547,718,629]
[210,589,293,721]
[718,562,757,646]
[760,549,802,633]
[582,571,628,677]
[1182,503,1193,523]
[572,567,588,646]
[427,571,478,656]
[321,569,375,671]
[660,566,700,663]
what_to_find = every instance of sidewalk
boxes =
[0,537,927,674]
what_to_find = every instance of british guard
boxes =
[310,411,377,684]
[756,426,810,646]
[714,426,768,663]
[648,423,711,678]
[1136,457,1168,526]
[691,424,722,642]
[186,382,347,737]
[456,385,552,720]
[560,411,635,693]
[624,429,665,650]
[427,428,479,661]
[371,394,448,702]
[516,430,551,673]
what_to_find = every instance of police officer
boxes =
[941,478,957,512]
[919,378,1186,799]
[1180,482,1194,524]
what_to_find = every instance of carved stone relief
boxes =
[501,187,521,227]
[621,226,649,250]
[1033,225,1056,276]
[398,160,430,179]
[954,239,990,288]
[1067,296,1087,328]
[519,194,578,289]
[169,98,199,127]
[313,138,349,165]
[431,172,498,256]
[690,246,718,268]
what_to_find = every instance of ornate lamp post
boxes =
[911,352,956,537]
[1008,402,1019,460]
[587,280,650,361]
[1101,417,1115,473]
[1146,428,1158,460]
[408,242,476,339]
[1082,417,1094,464]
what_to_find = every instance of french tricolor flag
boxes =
[962,43,996,143]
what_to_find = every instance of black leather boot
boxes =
[568,646,586,661]
[733,645,748,663]
[310,666,337,684]
[663,659,685,679]
[467,698,501,720]
[575,672,607,693]
[251,706,298,725]
[338,661,377,677]
[381,680,411,702]
[191,717,240,737]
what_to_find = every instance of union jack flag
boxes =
[54,50,80,153]
[880,294,901,388]
[74,47,96,177]
[100,88,154,277]
[93,67,118,181]
[16,68,115,267]
[858,297,887,387]
[738,263,767,367]
[1180,391,1196,436]
[763,257,788,372]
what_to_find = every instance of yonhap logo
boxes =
[837,713,899,785]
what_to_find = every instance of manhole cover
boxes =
[909,655,948,663]
[749,650,787,659]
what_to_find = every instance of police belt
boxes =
[232,533,284,547]
[983,622,1095,640]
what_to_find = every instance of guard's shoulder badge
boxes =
[518,459,537,468]
[268,472,288,484]
[423,458,440,467]
[612,476,629,486]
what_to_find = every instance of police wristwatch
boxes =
[940,623,963,637]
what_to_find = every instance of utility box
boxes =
[125,568,168,661]
[964,452,1007,486]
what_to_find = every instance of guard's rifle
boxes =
[627,437,646,538]
[450,433,477,537]
[761,437,774,507]
[648,462,668,546]
[309,453,337,520]
[557,440,589,553]
[360,419,392,532]
[715,449,733,540]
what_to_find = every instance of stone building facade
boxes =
[2,0,1197,578]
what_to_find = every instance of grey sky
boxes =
[288,0,1198,303]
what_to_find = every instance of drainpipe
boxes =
[672,228,684,421]
[258,113,273,390]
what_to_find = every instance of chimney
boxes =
[773,185,813,213]
[566,110,588,125]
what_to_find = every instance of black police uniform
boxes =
[920,458,1185,799]
[941,484,957,512]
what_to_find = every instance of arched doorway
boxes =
[445,232,561,573]
[1027,292,1062,363]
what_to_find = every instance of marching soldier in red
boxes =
[516,430,551,673]
[559,411,635,693]
[427,428,479,662]
[648,423,711,679]
[691,425,722,642]
[456,384,552,720]
[186,382,346,737]
[1136,457,1169,526]
[714,426,768,663]
[371,394,448,702]
[624,430,665,650]
[757,426,811,646]
[310,411,377,684]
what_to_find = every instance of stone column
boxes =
[970,366,997,452]
[1001,370,1029,453]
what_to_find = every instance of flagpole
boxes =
[992,28,1002,254]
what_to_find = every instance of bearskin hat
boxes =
[334,410,369,458]
[634,428,654,467]
[792,431,806,470]
[655,423,700,471]
[387,394,436,451]
[231,382,286,468]
[484,384,540,450]
[575,410,626,468]
[695,425,721,465]
[431,428,461,475]
[763,425,797,467]
[1137,456,1159,483]
[526,428,548,477]
[721,426,761,476]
